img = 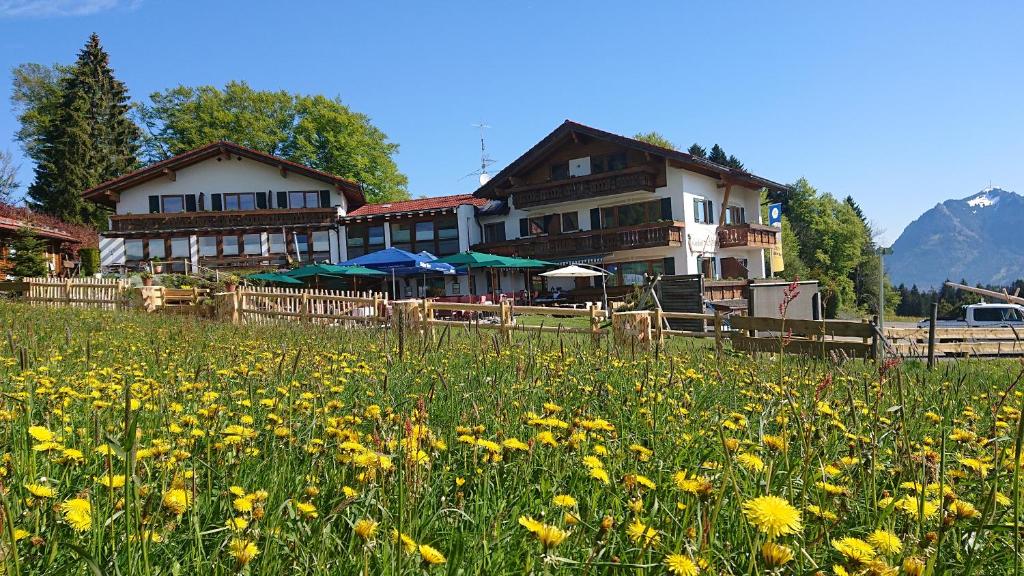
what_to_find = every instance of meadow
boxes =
[0,302,1022,575]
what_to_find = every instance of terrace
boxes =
[717,223,778,249]
[472,220,684,259]
[108,208,340,236]
[509,166,659,209]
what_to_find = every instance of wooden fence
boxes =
[232,287,388,326]
[885,326,1024,357]
[23,277,130,310]
[730,315,877,359]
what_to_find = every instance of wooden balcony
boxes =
[717,223,778,249]
[108,208,340,236]
[510,166,659,209]
[473,220,684,259]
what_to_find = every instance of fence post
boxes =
[591,303,604,344]
[421,298,434,340]
[65,278,72,307]
[500,300,512,342]
[714,310,724,357]
[652,309,664,345]
[301,292,310,323]
[927,302,938,369]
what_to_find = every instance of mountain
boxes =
[887,187,1024,289]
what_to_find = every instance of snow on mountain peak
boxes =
[967,193,997,208]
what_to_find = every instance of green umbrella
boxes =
[285,263,352,279]
[334,265,386,277]
[435,251,508,267]
[247,272,304,285]
[490,256,555,269]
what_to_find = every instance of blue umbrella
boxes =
[341,247,457,296]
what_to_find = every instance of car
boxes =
[917,303,1024,328]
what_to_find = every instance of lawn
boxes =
[0,301,1021,575]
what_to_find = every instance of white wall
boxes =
[99,236,125,267]
[115,156,349,215]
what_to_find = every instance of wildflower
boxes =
[295,501,318,519]
[536,431,558,447]
[816,481,850,496]
[536,524,569,549]
[958,456,991,477]
[805,505,839,522]
[673,471,712,496]
[625,473,657,490]
[902,557,925,576]
[28,425,54,442]
[419,543,446,565]
[867,529,902,555]
[951,499,980,519]
[590,467,610,484]
[664,553,699,575]
[518,515,542,533]
[742,495,802,539]
[229,538,259,565]
[354,518,378,540]
[552,494,577,508]
[832,537,876,563]
[392,529,417,554]
[233,495,254,513]
[162,488,190,515]
[761,542,794,567]
[61,498,91,532]
[627,519,660,546]
[736,452,765,472]
[226,517,248,532]
[502,438,529,451]
[96,474,126,489]
[24,483,55,498]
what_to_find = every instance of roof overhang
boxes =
[82,141,366,209]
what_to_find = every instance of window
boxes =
[223,193,256,211]
[390,222,413,252]
[725,205,746,225]
[606,152,627,171]
[289,191,321,209]
[696,256,717,279]
[346,223,385,258]
[198,237,217,257]
[618,204,646,227]
[435,216,459,256]
[483,222,506,243]
[125,240,144,261]
[161,196,185,213]
[148,239,166,259]
[607,259,665,287]
[550,163,570,181]
[693,198,714,224]
[222,236,239,256]
[561,212,579,232]
[243,234,262,255]
[415,221,434,243]
[269,233,286,254]
[294,233,309,258]
[312,231,330,253]
[170,237,189,258]
[528,216,551,236]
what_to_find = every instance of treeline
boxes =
[896,279,1024,318]
[10,34,409,228]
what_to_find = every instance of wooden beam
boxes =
[162,168,176,182]
[279,165,288,178]
[718,184,732,228]
[105,190,120,203]
[571,131,580,144]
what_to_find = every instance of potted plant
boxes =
[223,274,240,293]
[140,271,153,287]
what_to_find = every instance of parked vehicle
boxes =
[917,303,1024,328]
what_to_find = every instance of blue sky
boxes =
[1,0,1022,243]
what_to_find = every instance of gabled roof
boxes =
[474,120,789,198]
[82,141,365,208]
[343,194,486,221]
[0,203,95,246]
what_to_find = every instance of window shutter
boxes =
[589,208,601,230]
[662,257,676,276]
[707,200,714,224]
[255,192,268,209]
[211,194,223,211]
[185,194,197,212]
[660,198,672,221]
[543,215,554,233]
[277,191,288,209]
[198,193,206,211]
[519,218,529,238]
[319,190,331,208]
[148,195,160,214]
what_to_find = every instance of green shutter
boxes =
[319,190,331,208]
[660,198,672,221]
[277,191,288,209]
[662,257,675,276]
[255,192,268,209]
[590,208,601,230]
[185,194,197,212]
[211,194,223,211]
[519,218,529,237]
[148,196,160,214]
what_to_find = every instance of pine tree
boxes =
[10,228,48,278]
[687,143,707,158]
[27,34,139,226]
[725,154,745,170]
[708,144,728,165]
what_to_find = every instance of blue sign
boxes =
[768,203,783,227]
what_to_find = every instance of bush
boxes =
[79,247,100,276]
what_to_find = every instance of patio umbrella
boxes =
[341,247,456,296]
[247,272,303,285]
[540,264,610,312]
[436,251,509,295]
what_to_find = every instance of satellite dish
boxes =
[478,173,491,186]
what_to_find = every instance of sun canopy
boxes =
[334,265,387,277]
[247,273,304,285]
[540,265,605,278]
[340,247,457,276]
[285,263,353,279]
[436,251,507,267]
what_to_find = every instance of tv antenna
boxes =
[461,122,495,185]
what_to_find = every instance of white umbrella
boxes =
[540,265,609,311]
[540,265,604,278]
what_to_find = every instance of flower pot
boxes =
[142,278,153,287]
[225,282,237,293]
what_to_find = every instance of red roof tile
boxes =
[344,194,487,219]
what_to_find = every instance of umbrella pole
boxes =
[391,269,396,298]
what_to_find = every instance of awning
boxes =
[549,254,608,266]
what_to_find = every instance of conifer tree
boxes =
[707,144,728,165]
[10,228,48,277]
[27,34,139,226]
[687,143,707,158]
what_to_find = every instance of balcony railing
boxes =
[472,220,684,259]
[109,208,340,235]
[510,166,659,209]
[717,223,778,249]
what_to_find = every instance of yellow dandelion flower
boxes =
[736,452,765,472]
[96,474,126,489]
[536,524,569,549]
[391,529,417,554]
[832,536,876,563]
[742,495,802,539]
[295,501,318,519]
[61,498,91,532]
[161,488,190,515]
[225,517,248,532]
[228,538,259,565]
[24,483,55,498]
[28,426,54,442]
[664,553,699,576]
[867,529,902,555]
[418,543,446,565]
[552,494,577,508]
[761,541,794,567]
[626,519,660,546]
[354,518,378,540]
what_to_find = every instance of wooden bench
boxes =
[162,288,210,307]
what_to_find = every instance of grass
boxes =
[0,301,1021,575]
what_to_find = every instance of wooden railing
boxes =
[233,287,388,325]
[730,315,877,358]
[472,221,684,259]
[109,208,340,234]
[885,326,1024,357]
[718,223,778,249]
[510,166,659,208]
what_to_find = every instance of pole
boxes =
[878,249,884,362]
[927,302,938,369]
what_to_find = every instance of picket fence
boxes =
[234,286,388,325]
[23,277,130,310]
